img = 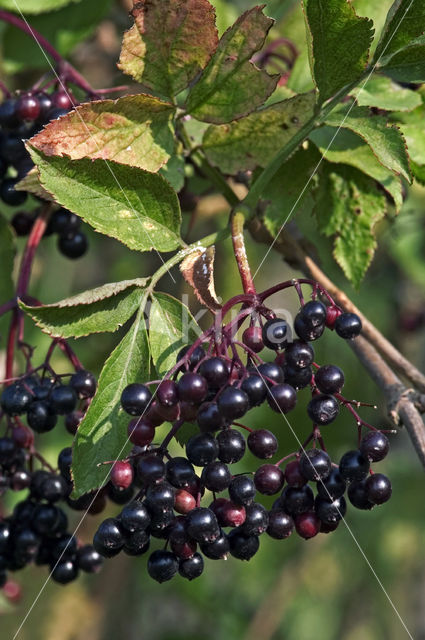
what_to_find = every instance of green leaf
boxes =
[118,0,218,100]
[309,126,404,210]
[19,278,149,339]
[314,162,387,286]
[28,147,183,253]
[2,0,111,72]
[159,153,185,192]
[374,0,425,63]
[0,0,81,13]
[262,146,320,238]
[410,159,425,184]
[379,35,425,83]
[325,104,411,182]
[185,7,278,123]
[352,73,422,111]
[0,214,16,345]
[30,95,176,173]
[72,303,150,497]
[202,92,315,174]
[15,168,54,202]
[302,0,373,104]
[149,293,200,377]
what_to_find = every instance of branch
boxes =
[351,337,425,469]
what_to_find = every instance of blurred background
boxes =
[1,0,425,638]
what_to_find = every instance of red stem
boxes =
[0,11,63,63]
[5,311,18,382]
[0,11,98,97]
[17,208,50,298]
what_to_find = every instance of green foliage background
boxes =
[0,0,425,638]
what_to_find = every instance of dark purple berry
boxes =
[217,386,249,420]
[262,318,290,350]
[282,485,314,515]
[315,495,346,525]
[17,94,41,121]
[179,552,204,580]
[199,357,229,388]
[284,340,314,369]
[197,402,224,432]
[217,428,246,463]
[299,449,331,482]
[70,370,96,398]
[347,480,374,510]
[294,512,320,539]
[254,464,284,495]
[186,508,220,543]
[359,431,389,462]
[365,473,392,504]
[317,468,346,500]
[241,375,267,407]
[147,550,178,583]
[257,362,284,383]
[339,450,369,482]
[242,326,264,353]
[335,313,362,339]
[165,457,196,488]
[315,365,345,394]
[93,518,124,557]
[228,530,259,560]
[267,383,297,413]
[49,385,78,415]
[201,461,231,492]
[58,231,88,259]
[247,429,278,459]
[267,511,294,539]
[178,372,208,403]
[228,475,256,506]
[186,433,218,466]
[121,383,152,415]
[307,394,339,425]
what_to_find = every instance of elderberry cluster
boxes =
[0,88,89,259]
[0,368,105,586]
[1,369,96,434]
[0,90,74,206]
[91,290,393,583]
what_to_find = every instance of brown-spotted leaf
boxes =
[202,92,315,173]
[118,0,218,100]
[180,246,221,311]
[185,6,278,123]
[30,95,175,172]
